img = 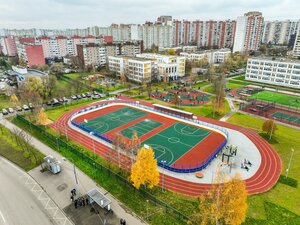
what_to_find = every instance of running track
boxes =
[51,97,282,196]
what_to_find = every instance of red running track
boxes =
[51,98,282,196]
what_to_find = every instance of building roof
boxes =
[249,57,300,63]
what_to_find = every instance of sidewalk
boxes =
[0,118,147,225]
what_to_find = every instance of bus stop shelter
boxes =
[87,188,111,211]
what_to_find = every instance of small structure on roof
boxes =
[87,188,111,211]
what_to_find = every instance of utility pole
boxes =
[285,148,295,179]
[269,120,275,140]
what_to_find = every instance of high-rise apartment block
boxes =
[77,41,143,67]
[293,23,300,58]
[262,20,299,45]
[233,11,264,52]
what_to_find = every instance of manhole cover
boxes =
[57,183,68,192]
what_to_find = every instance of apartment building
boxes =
[262,20,299,45]
[142,23,173,49]
[136,53,185,80]
[245,58,300,89]
[293,24,300,58]
[173,20,236,49]
[108,56,152,83]
[0,36,17,56]
[180,48,231,64]
[77,41,143,67]
[17,44,45,67]
[233,11,264,52]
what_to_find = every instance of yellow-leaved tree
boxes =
[130,146,160,189]
[262,119,277,138]
[189,173,248,225]
[10,94,19,107]
[37,108,48,125]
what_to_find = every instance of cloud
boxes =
[0,0,299,29]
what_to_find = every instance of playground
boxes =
[72,104,226,172]
[151,89,209,106]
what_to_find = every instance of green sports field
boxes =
[142,122,211,165]
[272,112,300,124]
[249,91,300,108]
[80,107,147,135]
[120,119,162,138]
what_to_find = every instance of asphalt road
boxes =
[0,157,55,225]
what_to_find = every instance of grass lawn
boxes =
[226,82,244,89]
[248,91,300,108]
[202,84,214,94]
[0,94,12,110]
[0,125,44,171]
[140,97,230,120]
[45,98,103,121]
[231,75,246,81]
[192,81,209,89]
[227,112,300,223]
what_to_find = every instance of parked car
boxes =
[8,108,14,113]
[23,105,29,111]
[58,98,64,103]
[63,97,68,102]
[81,93,86,98]
[16,106,22,112]
[46,101,52,106]
[29,103,34,109]
[52,98,60,106]
[92,94,100,99]
[86,92,91,98]
[76,94,82,99]
[2,108,8,115]
[71,95,77,100]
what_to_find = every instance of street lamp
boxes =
[285,148,295,179]
[161,160,167,192]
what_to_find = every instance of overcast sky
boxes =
[0,0,299,29]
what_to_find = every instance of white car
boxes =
[8,108,14,113]
[23,105,29,110]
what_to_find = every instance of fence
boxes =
[69,100,229,173]
[15,115,190,223]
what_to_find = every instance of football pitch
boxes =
[249,91,300,108]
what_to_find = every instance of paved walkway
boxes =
[219,97,237,122]
[0,118,147,225]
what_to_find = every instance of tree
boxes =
[130,146,160,189]
[50,64,64,79]
[189,173,248,225]
[262,119,277,139]
[25,76,46,97]
[37,108,48,125]
[43,75,57,97]
[10,94,19,107]
[167,49,176,55]
[37,64,50,72]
